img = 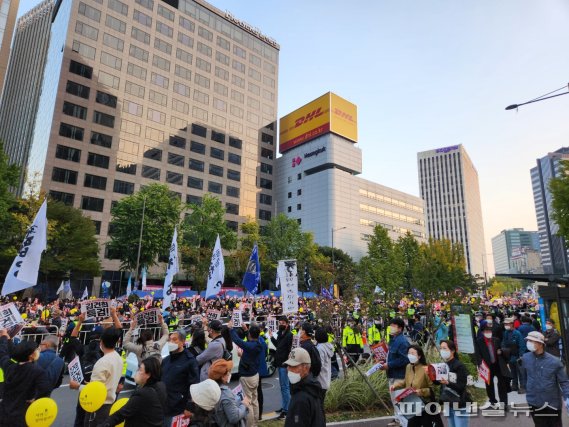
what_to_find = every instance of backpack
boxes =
[216,337,232,361]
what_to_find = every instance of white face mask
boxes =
[288,371,302,384]
[168,342,179,353]
[440,350,451,360]
[226,373,232,384]
[546,324,553,330]
[407,354,419,364]
[484,333,492,339]
[486,320,493,325]
[504,326,512,331]
[526,341,537,352]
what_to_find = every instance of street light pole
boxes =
[134,196,146,290]
[505,84,569,110]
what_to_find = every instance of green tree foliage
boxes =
[397,232,420,291]
[317,246,356,297]
[0,141,20,271]
[550,160,569,242]
[487,277,524,296]
[106,184,184,273]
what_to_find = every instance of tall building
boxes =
[275,92,425,261]
[491,228,541,274]
[9,0,279,291]
[531,147,569,274]
[0,0,54,194]
[0,0,20,98]
[417,144,486,276]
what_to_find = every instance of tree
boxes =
[0,141,20,272]
[262,213,309,262]
[180,194,237,289]
[549,160,569,242]
[396,232,420,292]
[317,246,356,296]
[106,184,184,274]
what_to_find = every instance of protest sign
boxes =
[428,363,449,382]
[206,309,221,322]
[68,356,84,384]
[135,308,159,325]
[267,316,278,334]
[233,384,244,401]
[191,314,203,326]
[80,299,110,320]
[232,310,242,328]
[292,334,300,349]
[171,414,190,427]
[370,341,389,363]
[452,313,475,354]
[0,303,25,337]
[59,317,69,336]
[278,260,298,314]
[478,360,490,385]
[365,362,383,377]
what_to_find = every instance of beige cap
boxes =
[525,331,545,344]
[283,347,311,367]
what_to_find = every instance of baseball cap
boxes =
[525,331,545,344]
[208,320,223,332]
[301,322,314,337]
[283,347,311,367]
[504,317,515,323]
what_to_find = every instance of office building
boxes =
[0,0,20,98]
[275,92,426,261]
[491,228,541,274]
[7,0,279,291]
[0,0,53,194]
[531,147,569,274]
[417,144,486,276]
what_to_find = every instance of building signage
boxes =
[304,147,326,158]
[225,12,279,49]
[435,145,459,153]
[291,156,302,167]
[279,92,357,153]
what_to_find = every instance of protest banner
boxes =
[428,363,449,382]
[279,260,298,314]
[134,308,159,325]
[291,334,300,349]
[267,316,278,334]
[171,414,190,427]
[370,341,389,363]
[478,360,490,385]
[452,312,475,354]
[0,303,25,337]
[68,356,84,384]
[191,314,203,326]
[206,309,221,322]
[80,299,110,320]
[365,362,383,377]
[232,310,242,328]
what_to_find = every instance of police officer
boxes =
[367,319,382,346]
[342,317,363,364]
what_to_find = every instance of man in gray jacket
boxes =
[196,320,226,381]
[315,327,334,404]
[522,331,569,426]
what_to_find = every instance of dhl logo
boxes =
[333,108,355,122]
[294,107,325,128]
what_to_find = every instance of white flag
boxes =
[126,272,132,297]
[56,281,64,295]
[162,228,179,309]
[141,266,147,290]
[279,260,298,314]
[205,235,224,299]
[81,286,88,300]
[2,200,48,296]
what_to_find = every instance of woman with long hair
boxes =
[189,328,207,358]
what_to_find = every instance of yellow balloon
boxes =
[79,381,107,413]
[21,313,28,320]
[25,397,58,427]
[110,398,129,427]
[13,296,17,300]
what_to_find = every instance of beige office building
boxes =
[0,0,19,98]
[14,0,279,289]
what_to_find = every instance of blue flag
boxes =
[321,287,333,300]
[411,288,424,300]
[242,243,260,294]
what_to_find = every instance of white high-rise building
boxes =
[417,144,486,276]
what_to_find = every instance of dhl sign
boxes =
[279,92,357,153]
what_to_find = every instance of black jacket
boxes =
[99,381,167,427]
[475,336,510,377]
[300,339,321,378]
[161,348,200,416]
[544,329,561,357]
[0,337,51,427]
[437,357,469,409]
[271,328,293,368]
[284,373,325,427]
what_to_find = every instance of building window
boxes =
[211,130,225,143]
[297,173,302,180]
[287,206,291,213]
[210,147,224,160]
[157,4,174,20]
[189,159,204,172]
[191,123,207,137]
[84,173,107,190]
[168,152,184,166]
[105,14,126,33]
[288,192,291,199]
[229,137,242,149]
[226,203,238,215]
[260,178,272,190]
[187,177,203,189]
[261,148,273,160]
[96,91,117,108]
[190,141,205,155]
[297,189,302,196]
[134,9,152,27]
[226,220,238,231]
[143,147,162,161]
[209,164,223,177]
[109,0,128,15]
[81,196,104,212]
[49,190,75,205]
[259,210,271,221]
[131,26,151,44]
[208,181,222,194]
[90,131,112,148]
[156,21,173,37]
[93,111,115,127]
[260,194,272,205]
[92,220,101,234]
[141,165,160,180]
[186,195,202,205]
[116,162,136,175]
[169,135,186,149]
[228,153,241,165]
[69,60,93,79]
[179,15,194,32]
[166,171,183,185]
[66,80,90,99]
[63,101,87,120]
[59,123,84,141]
[78,2,101,22]
[297,204,302,211]
[113,180,134,194]
[227,169,241,181]
[52,167,77,184]
[261,163,273,175]
[87,152,110,169]
[55,145,81,162]
[261,133,274,145]
[198,26,213,41]
[227,186,239,198]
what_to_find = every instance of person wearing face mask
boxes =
[522,331,569,427]
[482,313,503,341]
[475,325,509,409]
[367,319,382,346]
[342,317,363,364]
[271,316,293,420]
[161,330,200,427]
[0,330,50,427]
[516,315,535,394]
[501,317,525,392]
[299,323,322,378]
[98,357,167,427]
[543,319,561,358]
[123,312,169,364]
[209,359,250,427]
[196,320,226,381]
[436,340,469,427]
[283,347,326,427]
[390,345,443,427]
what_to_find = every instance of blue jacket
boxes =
[258,336,268,377]
[387,333,409,379]
[37,349,64,393]
[230,329,262,377]
[523,350,569,410]
[517,323,535,341]
[501,329,526,361]
[161,348,200,416]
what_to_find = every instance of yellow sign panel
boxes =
[279,92,357,153]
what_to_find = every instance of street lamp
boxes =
[505,84,569,110]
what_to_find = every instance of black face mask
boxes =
[278,325,286,332]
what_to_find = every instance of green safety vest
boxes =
[342,326,363,348]
[367,325,381,344]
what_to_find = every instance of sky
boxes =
[17,0,569,274]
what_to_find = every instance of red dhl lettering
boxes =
[294,107,325,127]
[333,108,355,122]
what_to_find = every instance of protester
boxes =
[522,331,569,427]
[196,320,226,381]
[381,318,409,382]
[99,357,167,427]
[517,316,535,394]
[271,315,293,420]
[437,340,470,427]
[501,317,525,392]
[315,327,333,404]
[0,330,51,427]
[189,328,207,358]
[257,330,269,420]
[37,334,65,394]
[475,324,509,408]
[209,359,250,427]
[299,323,322,378]
[543,319,561,358]
[123,313,169,363]
[161,330,200,426]
[283,347,325,427]
[187,379,221,426]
